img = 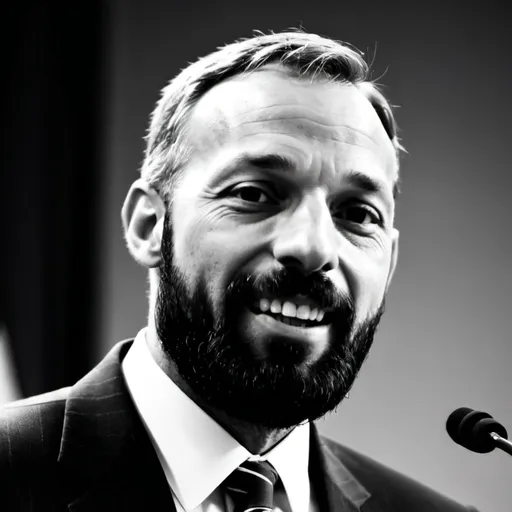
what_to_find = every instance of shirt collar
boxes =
[258,422,311,512]
[122,329,311,512]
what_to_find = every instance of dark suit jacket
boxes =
[0,340,479,511]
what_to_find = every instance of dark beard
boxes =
[155,213,385,429]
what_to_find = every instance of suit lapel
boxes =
[310,423,378,512]
[57,340,176,512]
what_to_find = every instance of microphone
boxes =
[446,407,512,456]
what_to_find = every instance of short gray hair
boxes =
[141,30,403,201]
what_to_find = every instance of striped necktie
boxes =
[223,460,279,512]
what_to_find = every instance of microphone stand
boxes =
[490,432,512,456]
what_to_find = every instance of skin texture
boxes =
[122,65,399,454]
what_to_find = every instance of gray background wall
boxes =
[98,1,511,510]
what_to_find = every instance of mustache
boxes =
[227,267,353,312]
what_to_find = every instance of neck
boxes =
[189,394,294,454]
[145,325,294,454]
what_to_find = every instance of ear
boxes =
[385,228,399,292]
[121,179,166,268]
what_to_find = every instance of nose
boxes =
[272,193,339,275]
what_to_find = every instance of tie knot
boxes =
[223,460,279,512]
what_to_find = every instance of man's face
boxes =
[155,67,399,429]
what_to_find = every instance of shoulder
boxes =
[319,434,479,511]
[0,387,70,472]
[0,388,71,508]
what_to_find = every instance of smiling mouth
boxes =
[251,308,333,328]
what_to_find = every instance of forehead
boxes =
[185,67,398,184]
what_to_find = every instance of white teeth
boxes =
[281,301,297,318]
[259,298,270,312]
[270,299,282,314]
[257,298,327,323]
[296,304,311,320]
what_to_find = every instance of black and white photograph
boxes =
[1,2,510,511]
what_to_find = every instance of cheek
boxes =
[342,240,393,317]
[361,262,390,311]
[173,217,261,307]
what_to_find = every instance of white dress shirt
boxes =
[122,329,317,512]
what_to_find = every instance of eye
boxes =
[229,184,277,204]
[337,204,380,225]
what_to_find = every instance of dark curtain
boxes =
[1,3,109,397]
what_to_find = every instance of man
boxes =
[1,30,478,511]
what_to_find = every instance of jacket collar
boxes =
[58,339,176,512]
[57,339,373,512]
[310,423,374,511]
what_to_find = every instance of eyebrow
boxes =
[229,152,297,172]
[209,152,296,188]
[344,169,386,195]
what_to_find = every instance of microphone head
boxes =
[446,407,508,453]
